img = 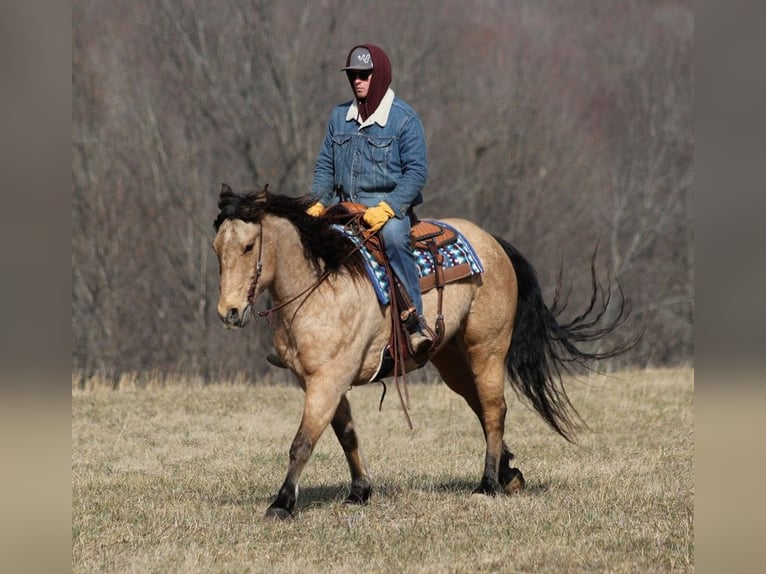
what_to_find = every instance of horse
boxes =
[212,183,632,519]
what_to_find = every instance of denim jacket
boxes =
[311,89,428,218]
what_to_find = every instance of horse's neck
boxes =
[265,215,319,305]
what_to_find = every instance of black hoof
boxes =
[500,467,526,494]
[265,506,292,520]
[266,353,287,369]
[344,483,372,505]
[472,477,503,496]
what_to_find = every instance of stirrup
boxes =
[408,329,434,356]
[406,313,435,356]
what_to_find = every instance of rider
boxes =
[307,43,433,354]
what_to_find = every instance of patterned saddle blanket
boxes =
[336,221,484,305]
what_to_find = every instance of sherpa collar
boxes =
[346,88,395,129]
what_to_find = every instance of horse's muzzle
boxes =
[219,304,251,328]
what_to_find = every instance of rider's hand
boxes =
[306,202,325,217]
[363,201,395,232]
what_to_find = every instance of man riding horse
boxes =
[306,43,433,354]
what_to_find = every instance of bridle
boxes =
[244,220,264,317]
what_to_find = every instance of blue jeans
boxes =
[380,215,423,317]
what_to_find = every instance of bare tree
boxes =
[588,1,694,362]
[72,0,693,381]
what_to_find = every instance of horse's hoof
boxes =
[266,353,288,369]
[471,477,503,496]
[344,484,372,505]
[502,467,526,494]
[265,506,292,520]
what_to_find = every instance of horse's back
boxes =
[423,218,518,342]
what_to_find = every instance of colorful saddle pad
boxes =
[335,221,484,305]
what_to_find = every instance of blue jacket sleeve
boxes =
[385,113,428,218]
[310,117,336,206]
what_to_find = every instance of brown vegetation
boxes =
[72,368,693,572]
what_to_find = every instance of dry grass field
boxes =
[72,367,693,573]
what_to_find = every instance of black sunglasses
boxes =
[346,70,372,81]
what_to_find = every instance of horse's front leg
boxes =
[266,378,345,519]
[331,394,372,504]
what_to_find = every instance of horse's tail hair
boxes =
[492,235,637,442]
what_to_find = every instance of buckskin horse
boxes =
[213,183,632,519]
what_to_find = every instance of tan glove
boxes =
[306,202,325,217]
[363,201,395,232]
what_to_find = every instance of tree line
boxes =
[72,0,693,384]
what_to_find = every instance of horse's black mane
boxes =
[213,184,368,279]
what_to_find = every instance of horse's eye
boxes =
[244,243,254,254]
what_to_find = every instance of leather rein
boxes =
[246,214,372,320]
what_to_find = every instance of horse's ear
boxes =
[220,183,233,195]
[255,184,269,203]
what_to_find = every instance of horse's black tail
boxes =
[493,235,637,442]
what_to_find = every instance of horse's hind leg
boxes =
[431,339,521,495]
[330,394,372,504]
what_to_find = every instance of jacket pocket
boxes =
[365,136,394,164]
[332,134,352,147]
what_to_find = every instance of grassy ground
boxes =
[72,367,693,573]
